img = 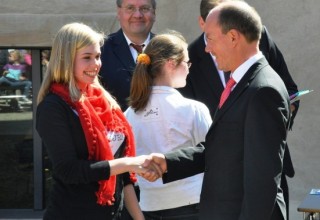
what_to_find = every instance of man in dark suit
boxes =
[178,0,299,218]
[99,0,156,111]
[144,1,290,219]
[180,0,299,119]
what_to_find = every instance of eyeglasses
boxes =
[120,5,153,14]
[183,60,192,68]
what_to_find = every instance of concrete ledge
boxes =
[0,13,118,47]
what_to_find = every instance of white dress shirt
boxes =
[231,51,264,86]
[125,86,212,211]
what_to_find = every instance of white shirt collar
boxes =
[123,32,150,62]
[152,85,180,94]
[231,52,264,84]
[123,32,151,47]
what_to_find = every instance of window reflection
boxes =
[0,48,33,208]
[0,49,32,112]
[0,48,54,210]
[41,49,50,80]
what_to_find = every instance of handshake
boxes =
[127,153,167,182]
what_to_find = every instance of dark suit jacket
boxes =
[178,26,297,178]
[164,58,290,220]
[99,29,154,111]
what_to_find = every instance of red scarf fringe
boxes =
[50,83,136,206]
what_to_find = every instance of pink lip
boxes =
[130,19,145,23]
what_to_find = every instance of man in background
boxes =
[100,0,156,111]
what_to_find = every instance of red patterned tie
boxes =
[219,77,236,108]
[130,43,144,54]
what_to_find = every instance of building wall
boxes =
[1,0,319,219]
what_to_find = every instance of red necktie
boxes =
[219,77,236,108]
[130,43,144,54]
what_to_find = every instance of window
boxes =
[0,48,50,211]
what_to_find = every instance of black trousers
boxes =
[143,203,199,220]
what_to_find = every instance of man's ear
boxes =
[227,29,241,46]
[198,16,205,32]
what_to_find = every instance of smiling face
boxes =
[204,10,233,72]
[117,0,155,40]
[74,43,102,91]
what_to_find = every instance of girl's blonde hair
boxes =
[37,22,118,108]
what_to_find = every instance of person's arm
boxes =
[239,86,290,220]
[123,184,144,220]
[36,96,159,184]
[109,155,158,178]
[142,144,206,183]
[163,145,205,183]
[260,26,299,125]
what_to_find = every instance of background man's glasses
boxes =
[121,5,153,14]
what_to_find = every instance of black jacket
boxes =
[36,93,131,220]
[178,26,298,178]
[165,58,290,220]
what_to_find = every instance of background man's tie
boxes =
[219,77,236,108]
[130,43,144,54]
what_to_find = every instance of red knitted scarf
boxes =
[50,83,136,206]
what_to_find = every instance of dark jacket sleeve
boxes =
[259,26,299,126]
[240,86,290,220]
[36,94,111,184]
[162,144,205,183]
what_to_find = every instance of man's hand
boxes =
[140,153,167,182]
[290,104,296,114]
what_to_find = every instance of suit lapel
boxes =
[112,30,136,74]
[213,58,268,123]
[111,30,156,76]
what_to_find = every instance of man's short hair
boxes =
[217,2,262,42]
